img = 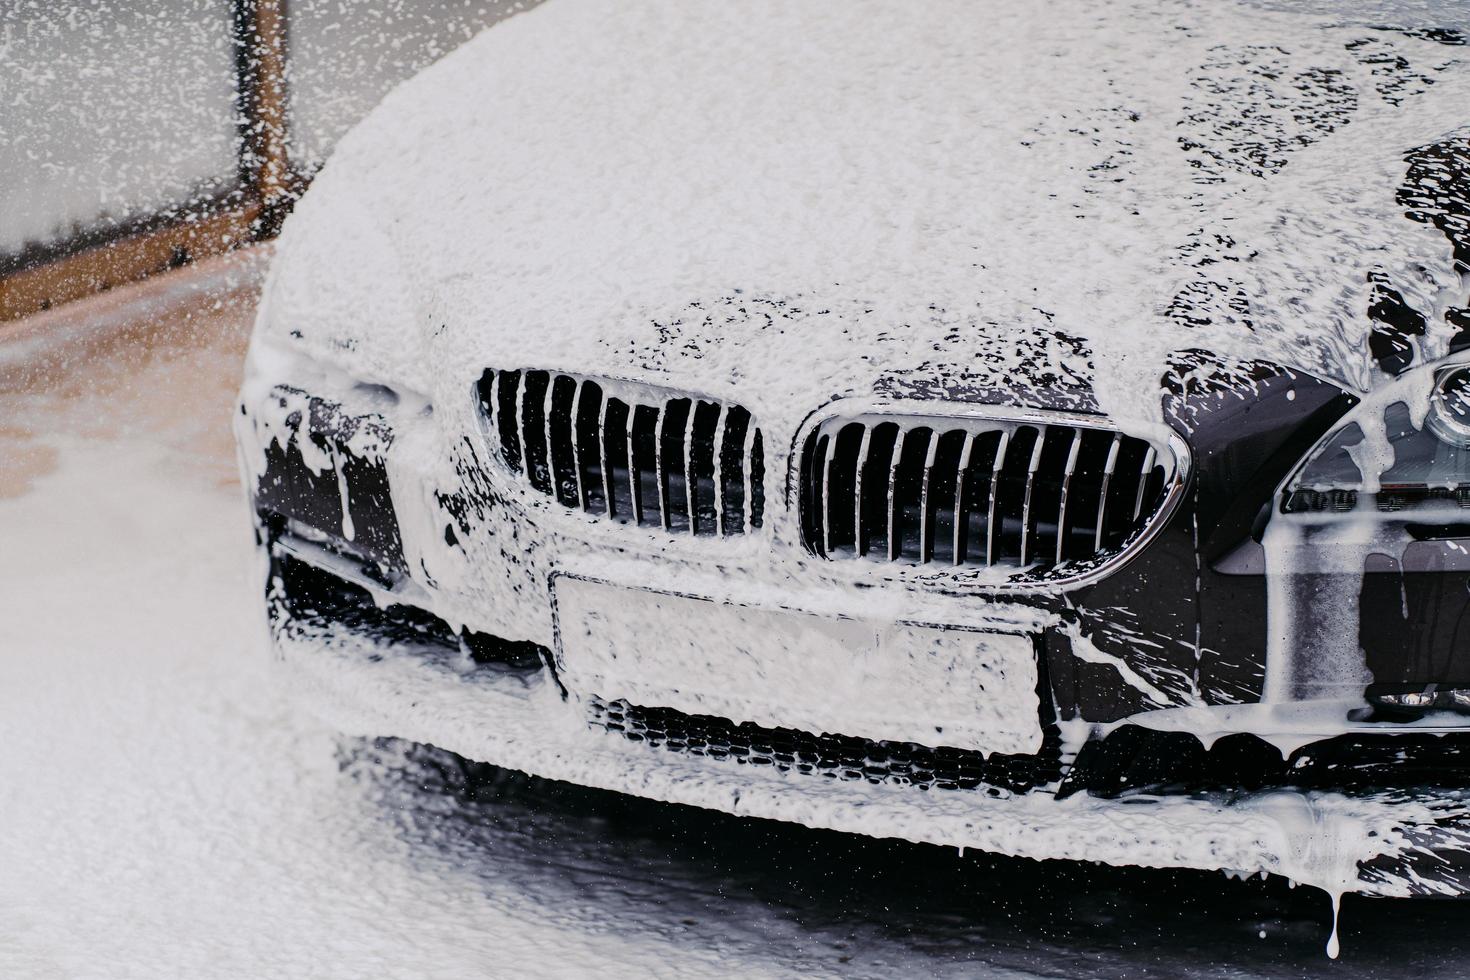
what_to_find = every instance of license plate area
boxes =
[550,574,1043,756]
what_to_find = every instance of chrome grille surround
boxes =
[795,402,1187,585]
[476,369,765,536]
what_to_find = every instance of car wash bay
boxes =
[7,254,1470,979]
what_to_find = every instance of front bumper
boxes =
[238,357,1470,899]
[256,530,1470,900]
[268,548,1470,898]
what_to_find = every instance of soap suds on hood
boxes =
[261,0,1470,439]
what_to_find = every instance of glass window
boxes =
[0,0,242,259]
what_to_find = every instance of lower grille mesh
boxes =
[588,697,1063,795]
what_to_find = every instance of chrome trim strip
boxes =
[1018,427,1046,567]
[569,379,586,508]
[986,429,1010,568]
[886,428,907,561]
[952,430,975,566]
[597,396,613,519]
[742,417,758,535]
[1095,432,1121,551]
[1133,445,1157,522]
[626,403,642,526]
[853,425,874,559]
[654,403,669,530]
[542,374,558,494]
[918,430,939,562]
[713,404,729,538]
[1056,428,1081,564]
[516,371,534,484]
[683,404,698,537]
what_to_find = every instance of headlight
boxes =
[1426,366,1470,449]
[1283,363,1470,516]
[1270,361,1470,714]
[245,384,407,579]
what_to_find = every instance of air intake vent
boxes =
[477,369,764,536]
[798,411,1177,576]
[588,696,1063,795]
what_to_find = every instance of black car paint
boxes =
[1046,359,1358,723]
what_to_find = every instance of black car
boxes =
[236,0,1470,923]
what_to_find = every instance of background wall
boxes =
[0,1,240,258]
[0,0,533,320]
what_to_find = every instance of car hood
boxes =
[263,0,1470,438]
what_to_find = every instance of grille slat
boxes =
[1055,429,1082,564]
[517,372,538,489]
[853,426,874,557]
[606,398,634,520]
[820,433,836,556]
[1095,432,1122,551]
[634,405,662,527]
[894,428,932,561]
[801,412,1175,579]
[661,399,693,533]
[925,430,966,565]
[713,405,728,537]
[575,381,606,513]
[952,431,975,565]
[743,420,761,534]
[541,375,557,498]
[625,403,642,526]
[598,396,615,519]
[918,433,939,562]
[689,401,722,535]
[569,380,587,508]
[479,370,763,538]
[654,404,670,530]
[683,403,699,536]
[523,371,553,495]
[482,370,501,445]
[857,423,898,558]
[986,429,1009,566]
[1018,428,1046,567]
[547,375,579,506]
[1056,428,1108,560]
[494,370,522,472]
[886,428,906,561]
[1133,445,1157,522]
[719,407,752,535]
